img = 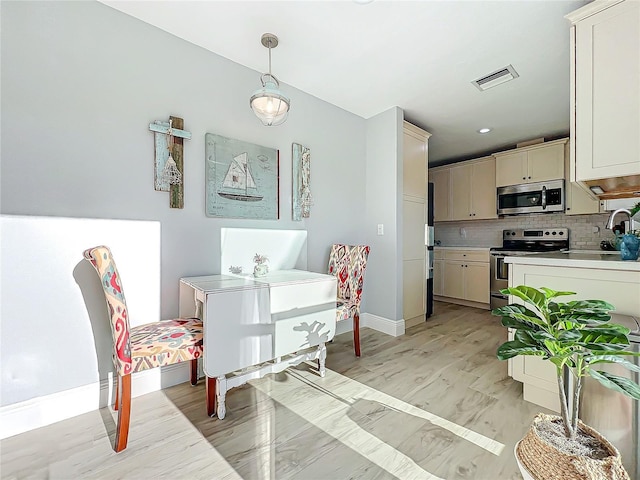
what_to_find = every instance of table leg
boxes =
[318,342,327,378]
[217,375,227,420]
[206,376,216,417]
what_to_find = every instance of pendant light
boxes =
[250,33,290,126]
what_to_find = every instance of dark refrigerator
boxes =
[426,182,434,318]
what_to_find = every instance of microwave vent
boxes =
[472,65,520,91]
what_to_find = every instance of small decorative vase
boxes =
[253,263,268,277]
[620,234,640,261]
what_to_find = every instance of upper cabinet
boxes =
[430,168,450,222]
[450,157,497,221]
[494,140,565,187]
[430,156,497,222]
[567,0,640,193]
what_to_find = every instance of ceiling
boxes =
[100,0,590,165]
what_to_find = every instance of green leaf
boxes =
[587,355,640,373]
[557,330,582,342]
[539,287,576,299]
[500,286,548,311]
[493,304,547,328]
[589,349,640,356]
[496,341,546,360]
[588,369,640,400]
[499,316,535,331]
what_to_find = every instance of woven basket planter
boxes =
[516,413,629,480]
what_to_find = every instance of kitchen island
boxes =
[503,251,640,412]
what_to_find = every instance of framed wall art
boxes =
[205,133,279,219]
[292,143,311,221]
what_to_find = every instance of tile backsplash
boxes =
[434,212,614,250]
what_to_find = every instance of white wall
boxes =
[0,1,380,433]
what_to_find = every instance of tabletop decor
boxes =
[205,133,279,219]
[493,285,640,480]
[253,253,269,277]
[149,116,191,209]
[292,143,312,221]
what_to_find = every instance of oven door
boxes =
[497,180,564,215]
[490,253,510,309]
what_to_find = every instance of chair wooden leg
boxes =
[114,374,131,452]
[353,313,361,357]
[206,376,217,417]
[114,375,120,411]
[190,359,198,386]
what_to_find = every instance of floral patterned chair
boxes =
[327,244,371,357]
[83,245,203,452]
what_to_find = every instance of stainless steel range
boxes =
[489,228,569,309]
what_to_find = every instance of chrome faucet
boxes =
[605,208,631,230]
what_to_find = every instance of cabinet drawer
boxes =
[444,250,489,263]
[434,249,445,260]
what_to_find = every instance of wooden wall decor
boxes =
[292,143,311,221]
[149,116,191,209]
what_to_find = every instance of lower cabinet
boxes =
[434,248,490,308]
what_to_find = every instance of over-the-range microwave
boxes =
[497,179,564,215]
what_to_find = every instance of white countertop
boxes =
[505,250,640,272]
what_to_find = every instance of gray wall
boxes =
[0,0,371,322]
[364,107,404,321]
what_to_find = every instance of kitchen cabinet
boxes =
[430,156,496,222]
[433,249,444,297]
[567,0,640,188]
[402,121,431,326]
[450,156,497,221]
[430,168,450,222]
[435,248,489,308]
[564,142,601,215]
[494,139,566,188]
[508,259,640,413]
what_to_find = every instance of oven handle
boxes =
[541,186,547,210]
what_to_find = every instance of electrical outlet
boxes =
[377,224,384,235]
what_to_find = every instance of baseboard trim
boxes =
[0,362,192,440]
[362,313,405,337]
[433,296,490,310]
[335,313,405,337]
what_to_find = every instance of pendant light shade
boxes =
[250,34,290,126]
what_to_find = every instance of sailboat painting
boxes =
[205,133,279,219]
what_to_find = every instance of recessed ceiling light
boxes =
[589,186,605,194]
[477,128,492,134]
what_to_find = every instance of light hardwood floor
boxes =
[1,302,551,479]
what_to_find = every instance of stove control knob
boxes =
[545,231,550,235]
[552,231,557,235]
[559,231,564,235]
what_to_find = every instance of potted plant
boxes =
[493,285,640,480]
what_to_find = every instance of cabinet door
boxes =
[403,258,425,321]
[403,130,427,200]
[527,144,565,182]
[575,0,640,180]
[470,158,497,219]
[443,261,465,299]
[430,168,451,222]
[495,152,527,187]
[433,259,444,297]
[464,262,489,304]
[450,164,472,220]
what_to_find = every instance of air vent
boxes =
[472,65,519,91]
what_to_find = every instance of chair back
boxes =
[83,246,132,375]
[327,244,370,305]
